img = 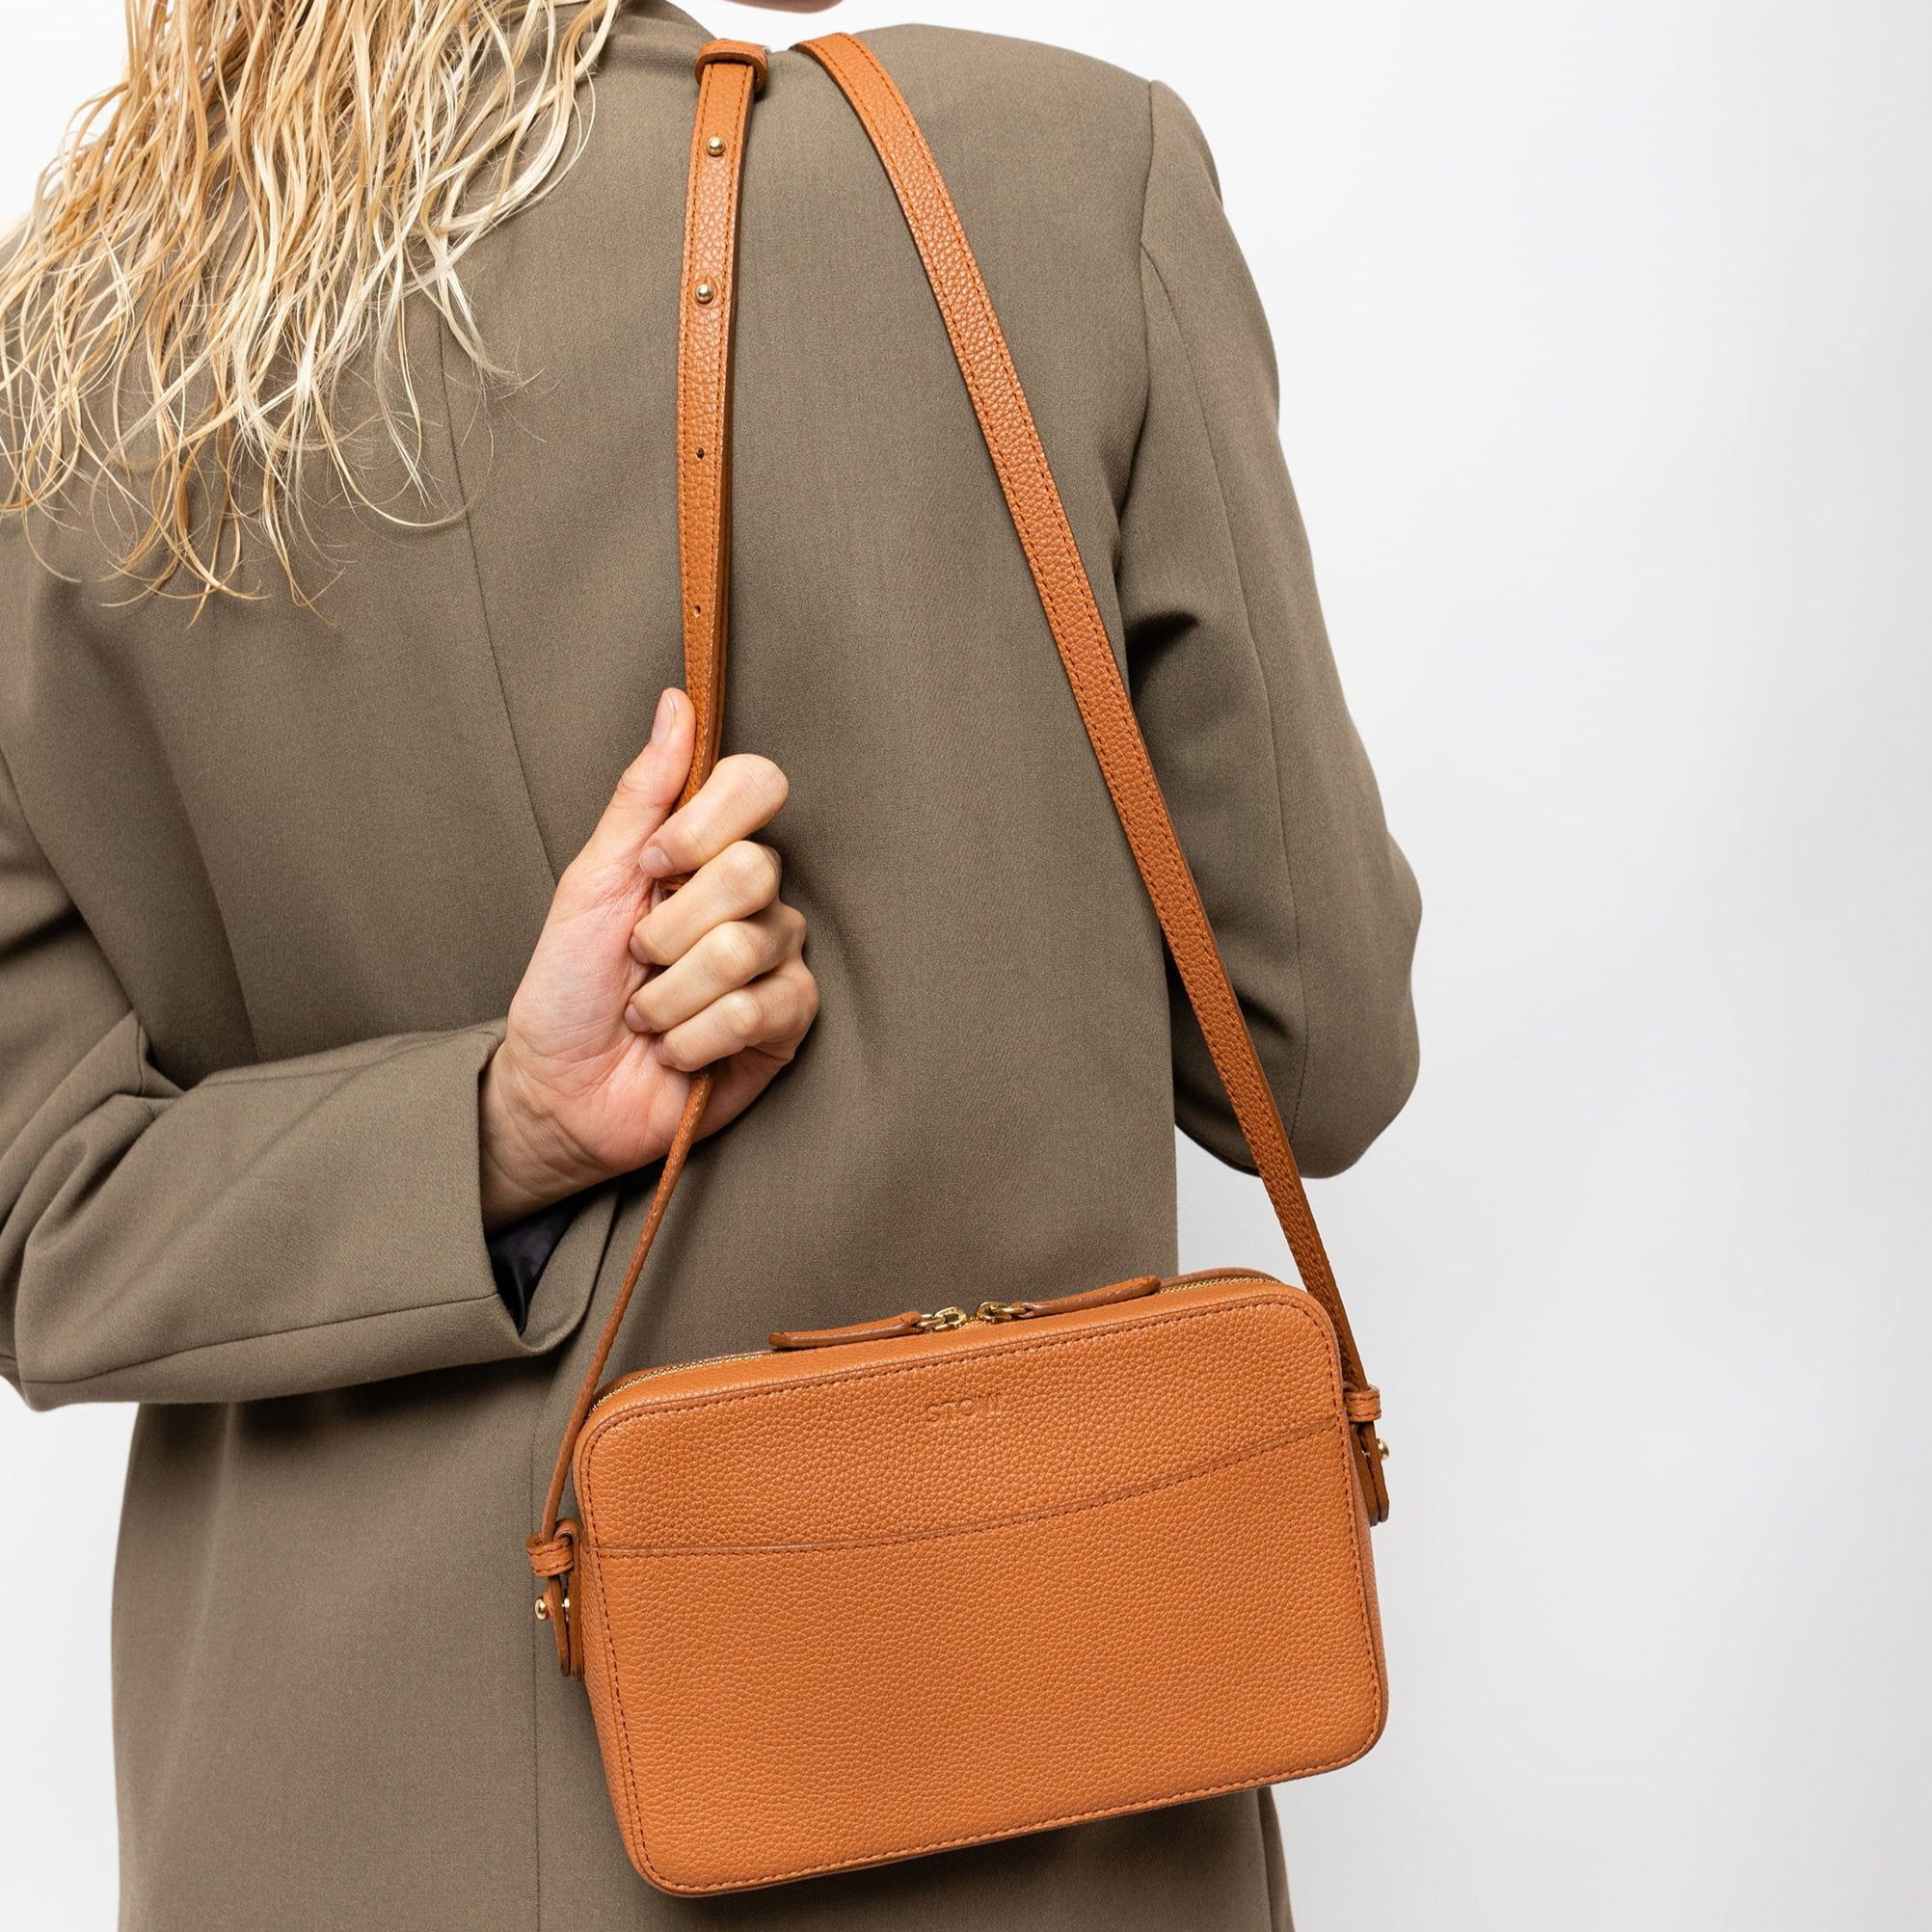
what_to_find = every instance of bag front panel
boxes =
[572,1282,1383,1892]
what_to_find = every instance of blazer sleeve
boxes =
[0,744,610,1409]
[1120,81,1421,1179]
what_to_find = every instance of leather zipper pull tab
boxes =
[769,1310,927,1351]
[998,1275,1162,1321]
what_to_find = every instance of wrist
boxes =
[479,1042,606,1232]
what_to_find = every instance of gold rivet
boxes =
[694,280,715,305]
[706,135,725,156]
[1375,1436,1390,1462]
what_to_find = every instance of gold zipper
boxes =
[584,1272,1276,1423]
[913,1301,1022,1330]
[586,1348,768,1423]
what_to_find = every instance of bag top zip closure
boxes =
[582,1271,1279,1425]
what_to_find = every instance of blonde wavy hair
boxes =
[0,0,625,604]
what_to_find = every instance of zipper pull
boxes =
[769,1309,927,1350]
[975,1277,1165,1325]
[771,1276,1165,1352]
[769,1303,974,1349]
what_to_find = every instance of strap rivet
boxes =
[694,280,715,305]
[706,135,726,156]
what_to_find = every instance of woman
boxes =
[0,3,1419,1927]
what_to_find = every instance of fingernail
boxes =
[640,843,671,875]
[624,1003,648,1033]
[649,689,676,746]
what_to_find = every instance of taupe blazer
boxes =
[0,9,1419,1927]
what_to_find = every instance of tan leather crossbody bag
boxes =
[525,35,1393,1896]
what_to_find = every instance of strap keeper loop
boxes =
[695,40,768,91]
[525,1526,577,1580]
[1344,1386,1382,1425]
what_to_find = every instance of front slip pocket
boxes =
[573,1288,1384,1894]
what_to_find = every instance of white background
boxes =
[4,2,1929,1926]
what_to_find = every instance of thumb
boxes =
[573,688,696,881]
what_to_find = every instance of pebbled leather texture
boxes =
[799,33,1387,1524]
[525,40,763,1673]
[530,34,1394,1895]
[675,40,765,809]
[574,1275,1385,1893]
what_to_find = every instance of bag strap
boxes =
[527,40,766,1672]
[799,33,1387,1521]
[529,34,1385,1667]
[675,40,767,804]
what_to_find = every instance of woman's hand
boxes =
[478,688,818,1229]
